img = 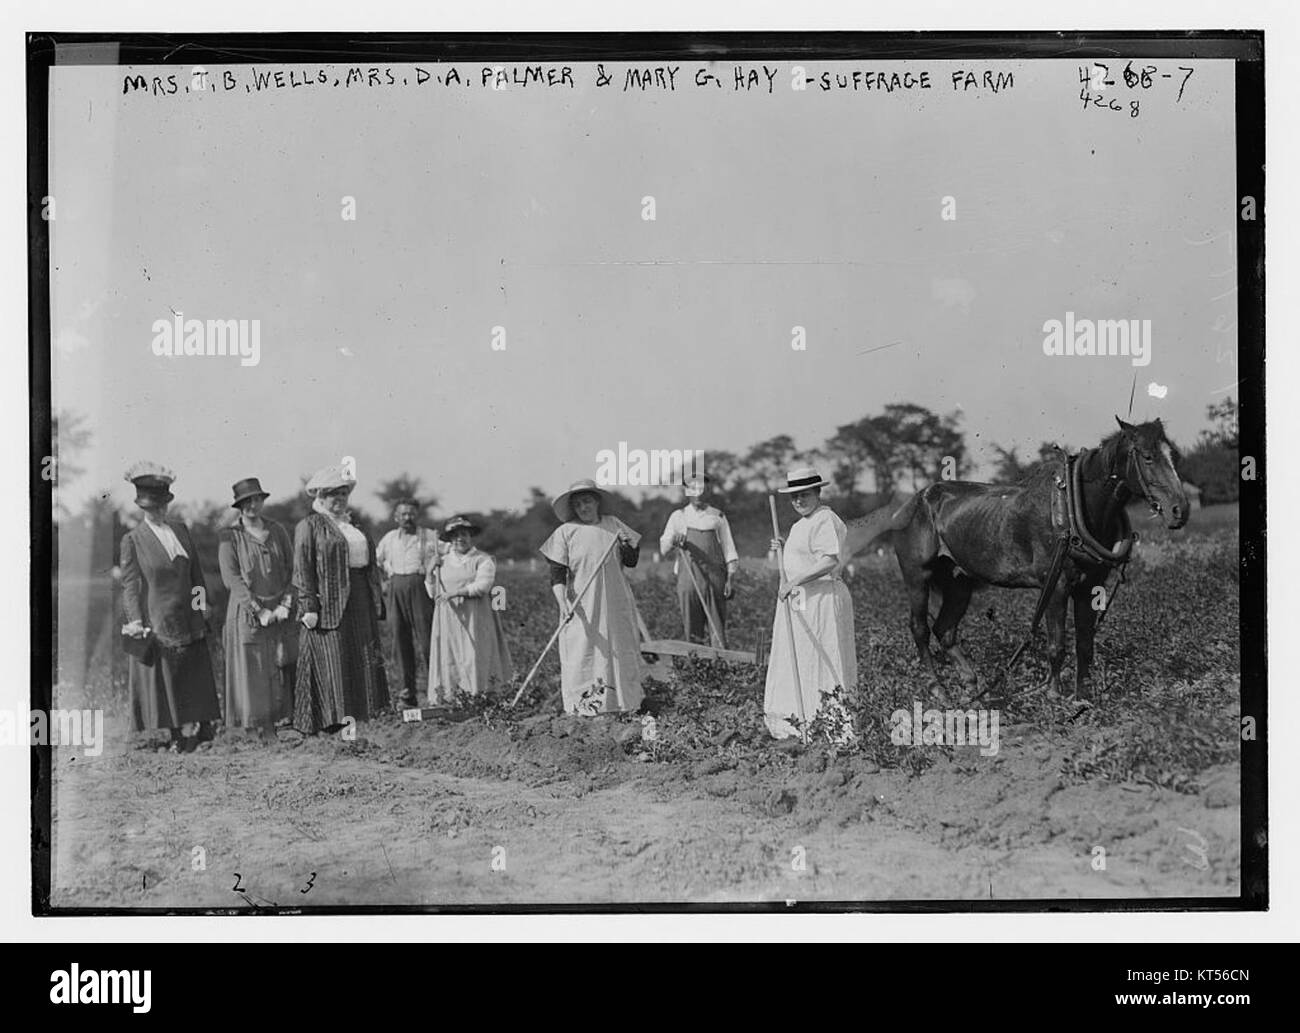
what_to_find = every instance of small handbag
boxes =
[120,631,159,667]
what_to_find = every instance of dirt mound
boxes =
[325,711,639,790]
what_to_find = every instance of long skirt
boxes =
[428,596,514,703]
[294,570,389,734]
[558,595,644,716]
[223,616,293,729]
[763,579,857,741]
[129,637,220,732]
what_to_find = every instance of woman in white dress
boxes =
[764,467,858,741]
[425,515,514,702]
[539,479,644,716]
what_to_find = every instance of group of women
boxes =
[119,459,861,749]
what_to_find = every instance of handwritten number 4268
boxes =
[1080,63,1194,103]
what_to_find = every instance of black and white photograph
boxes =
[25,22,1267,921]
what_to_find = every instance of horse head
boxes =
[1113,416,1190,529]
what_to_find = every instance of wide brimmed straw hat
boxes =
[304,463,356,497]
[552,478,608,522]
[124,460,175,509]
[440,514,482,540]
[776,466,831,494]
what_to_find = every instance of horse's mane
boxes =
[1019,461,1060,489]
[1095,431,1127,470]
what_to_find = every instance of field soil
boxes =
[52,698,1238,908]
[50,523,1242,908]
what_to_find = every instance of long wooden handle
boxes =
[510,619,567,707]
[509,532,622,707]
[768,494,808,744]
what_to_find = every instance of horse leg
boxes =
[1072,580,1100,699]
[902,565,940,688]
[933,575,978,692]
[1042,589,1069,698]
[895,509,942,690]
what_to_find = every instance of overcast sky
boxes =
[48,57,1236,519]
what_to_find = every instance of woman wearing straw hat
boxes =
[119,461,221,752]
[765,467,857,741]
[425,515,514,703]
[217,477,296,739]
[539,479,644,716]
[292,463,389,734]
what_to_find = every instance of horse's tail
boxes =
[844,492,917,560]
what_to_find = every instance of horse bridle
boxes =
[1108,441,1161,510]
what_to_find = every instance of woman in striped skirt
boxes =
[292,464,389,734]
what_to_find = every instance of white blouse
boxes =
[428,547,496,598]
[658,505,739,572]
[782,505,847,583]
[312,496,369,568]
[144,519,189,561]
[338,521,369,568]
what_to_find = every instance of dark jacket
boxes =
[218,519,296,645]
[293,512,384,630]
[120,520,209,647]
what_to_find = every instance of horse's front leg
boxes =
[1072,579,1100,699]
[1042,589,1070,698]
[902,567,941,690]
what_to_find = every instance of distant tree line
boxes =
[50,397,1241,580]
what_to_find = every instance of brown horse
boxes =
[845,418,1189,699]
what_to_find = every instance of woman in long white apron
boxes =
[764,468,858,741]
[426,515,514,702]
[539,479,644,716]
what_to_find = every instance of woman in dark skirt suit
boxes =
[119,462,221,751]
[218,477,296,739]
[292,463,389,734]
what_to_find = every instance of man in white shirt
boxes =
[659,476,739,647]
[376,498,437,708]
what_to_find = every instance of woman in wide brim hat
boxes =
[118,461,221,751]
[425,514,513,703]
[764,467,857,743]
[538,479,645,716]
[291,462,390,733]
[217,477,296,738]
[550,478,610,524]
[438,514,483,540]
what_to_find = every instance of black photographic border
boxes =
[27,29,1266,917]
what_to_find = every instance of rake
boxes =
[637,543,755,663]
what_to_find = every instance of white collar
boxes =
[313,496,353,524]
